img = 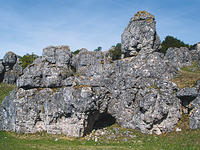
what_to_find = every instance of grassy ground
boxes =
[0,126,199,150]
[172,62,200,89]
[0,80,200,150]
[0,83,16,107]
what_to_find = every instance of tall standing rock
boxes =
[121,11,161,58]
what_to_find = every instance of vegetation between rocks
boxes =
[172,62,200,89]
[0,83,16,107]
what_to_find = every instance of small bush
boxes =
[161,36,191,54]
[108,43,122,60]
[19,53,38,69]
[72,49,81,55]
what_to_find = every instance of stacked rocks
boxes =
[0,52,23,84]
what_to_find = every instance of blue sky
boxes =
[0,0,200,58]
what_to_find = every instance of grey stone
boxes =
[177,87,198,113]
[0,52,23,84]
[114,128,119,135]
[3,62,23,84]
[165,47,193,68]
[189,97,200,129]
[190,50,200,62]
[121,11,161,58]
[17,46,73,89]
[176,128,181,132]
[0,61,5,82]
[0,11,183,137]
[2,51,17,68]
[195,42,200,51]
[0,87,101,137]
[177,88,198,101]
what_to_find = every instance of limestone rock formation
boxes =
[195,42,200,51]
[0,11,189,137]
[121,11,161,58]
[165,47,193,69]
[0,61,5,82]
[177,87,198,114]
[0,52,23,84]
[189,97,200,129]
[17,46,73,88]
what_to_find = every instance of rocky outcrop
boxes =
[0,52,23,84]
[165,47,193,69]
[195,42,200,51]
[0,46,181,136]
[0,11,190,137]
[121,11,161,58]
[177,87,198,114]
[0,61,5,82]
[189,97,200,129]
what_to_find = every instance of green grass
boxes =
[172,62,200,89]
[0,83,200,150]
[0,127,199,150]
[0,83,16,106]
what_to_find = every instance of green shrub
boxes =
[0,83,16,107]
[94,46,102,52]
[19,53,38,69]
[108,43,122,61]
[161,36,191,54]
[72,49,81,55]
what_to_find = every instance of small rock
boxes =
[114,128,119,135]
[95,136,98,142]
[176,128,182,132]
[122,138,128,142]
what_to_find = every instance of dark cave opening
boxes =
[93,113,116,130]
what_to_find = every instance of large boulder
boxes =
[0,86,108,137]
[195,42,200,51]
[189,97,200,129]
[17,46,73,88]
[105,52,180,134]
[3,51,17,68]
[190,50,200,62]
[165,47,193,68]
[71,48,111,77]
[0,51,23,84]
[121,11,161,58]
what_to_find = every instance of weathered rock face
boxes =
[0,11,184,137]
[189,97,200,129]
[177,87,198,114]
[121,11,161,58]
[0,86,105,137]
[71,48,111,77]
[3,51,17,67]
[165,47,193,68]
[17,46,73,88]
[0,61,5,82]
[190,50,200,62]
[195,42,200,51]
[104,52,180,134]
[0,52,23,84]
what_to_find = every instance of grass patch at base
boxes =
[0,127,199,150]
